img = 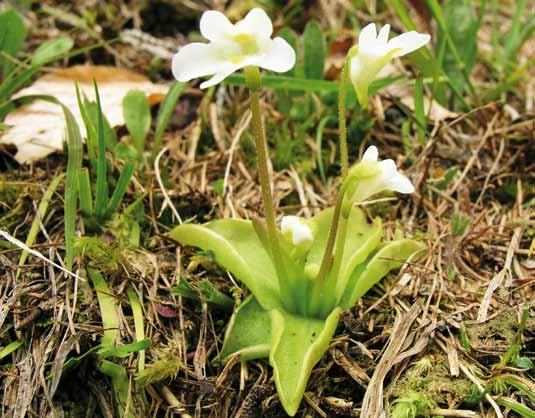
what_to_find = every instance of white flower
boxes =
[350,23,430,107]
[172,8,296,89]
[281,216,313,246]
[346,146,414,202]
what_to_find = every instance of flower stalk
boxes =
[315,185,346,284]
[338,57,350,178]
[243,66,285,282]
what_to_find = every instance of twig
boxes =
[477,225,522,322]
[154,147,182,224]
[429,408,479,417]
[0,230,84,281]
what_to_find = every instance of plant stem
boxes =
[316,187,346,282]
[315,56,353,283]
[243,66,285,276]
[338,58,350,178]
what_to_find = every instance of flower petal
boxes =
[387,32,430,57]
[199,64,241,88]
[258,37,296,73]
[378,159,398,178]
[200,10,235,41]
[281,216,313,246]
[376,24,390,48]
[358,23,378,52]
[172,42,227,82]
[362,145,378,162]
[236,8,273,38]
[387,172,415,193]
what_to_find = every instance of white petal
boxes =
[199,64,240,88]
[377,24,390,47]
[258,37,296,73]
[172,43,227,82]
[236,8,273,38]
[388,172,415,193]
[387,32,430,57]
[358,23,378,52]
[378,159,398,178]
[200,10,235,41]
[362,145,378,162]
[281,216,313,246]
[280,215,296,233]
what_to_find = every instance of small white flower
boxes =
[347,145,414,202]
[172,8,296,89]
[350,23,430,107]
[280,216,313,246]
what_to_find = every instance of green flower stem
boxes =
[243,66,286,284]
[338,57,350,178]
[314,54,353,293]
[315,185,347,283]
[328,213,349,284]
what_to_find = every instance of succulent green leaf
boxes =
[334,217,382,301]
[270,307,341,416]
[340,239,426,309]
[169,220,281,309]
[219,296,271,363]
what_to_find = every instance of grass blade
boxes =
[75,84,97,164]
[425,0,480,105]
[98,360,134,418]
[315,116,330,184]
[92,81,109,219]
[88,267,119,349]
[77,168,93,216]
[17,173,65,279]
[151,81,185,162]
[499,0,526,70]
[127,287,146,372]
[0,9,27,78]
[0,340,23,360]
[414,77,426,143]
[106,162,135,217]
[63,106,83,271]
[496,397,535,418]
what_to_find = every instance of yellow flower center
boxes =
[231,33,260,64]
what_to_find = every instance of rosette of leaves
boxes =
[170,197,423,415]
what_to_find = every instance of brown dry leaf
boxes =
[380,63,458,122]
[377,64,457,121]
[0,65,168,163]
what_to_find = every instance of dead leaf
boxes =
[154,303,178,318]
[0,65,168,163]
[381,63,458,122]
[324,34,354,81]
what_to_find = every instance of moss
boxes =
[390,391,436,418]
[135,340,181,386]
[74,236,123,271]
[74,212,147,273]
[466,307,518,352]
[390,354,473,408]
